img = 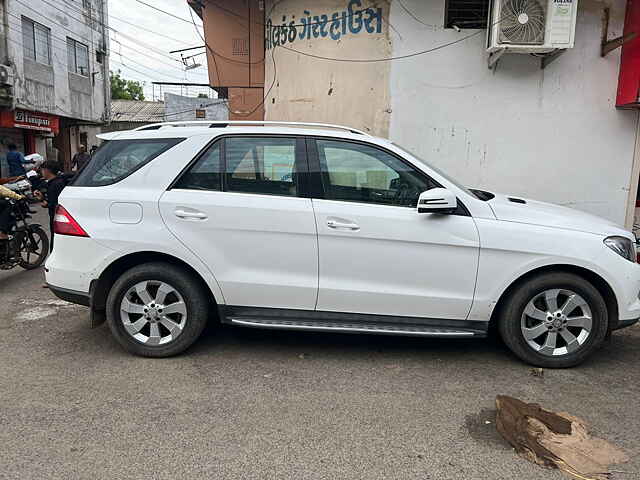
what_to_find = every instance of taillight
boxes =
[53,205,89,237]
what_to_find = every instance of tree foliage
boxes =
[110,70,145,101]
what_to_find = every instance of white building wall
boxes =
[7,0,109,122]
[389,0,637,225]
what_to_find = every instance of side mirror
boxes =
[417,188,458,214]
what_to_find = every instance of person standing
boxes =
[6,144,27,177]
[35,160,66,252]
[71,145,90,171]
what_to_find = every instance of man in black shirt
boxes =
[35,161,66,252]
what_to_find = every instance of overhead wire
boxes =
[278,29,485,62]
[6,9,205,84]
[396,0,440,28]
[28,0,194,46]
[132,0,204,27]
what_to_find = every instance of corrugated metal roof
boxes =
[110,100,165,123]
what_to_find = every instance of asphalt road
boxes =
[1,218,639,479]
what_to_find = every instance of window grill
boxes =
[445,0,491,29]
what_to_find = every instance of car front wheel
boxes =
[106,262,209,357]
[498,272,609,368]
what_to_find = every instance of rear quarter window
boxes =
[73,138,185,187]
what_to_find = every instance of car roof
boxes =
[96,121,384,144]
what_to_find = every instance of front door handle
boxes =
[175,209,208,220]
[327,219,360,231]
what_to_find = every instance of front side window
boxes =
[67,38,90,76]
[317,139,434,207]
[74,138,184,187]
[22,17,51,65]
[225,137,298,196]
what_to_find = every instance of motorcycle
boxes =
[0,196,49,270]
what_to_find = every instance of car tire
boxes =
[498,272,608,368]
[106,262,209,357]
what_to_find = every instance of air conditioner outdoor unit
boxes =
[0,64,14,86]
[487,0,578,53]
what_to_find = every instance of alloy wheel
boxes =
[120,280,188,346]
[520,288,593,356]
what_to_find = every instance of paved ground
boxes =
[1,217,639,479]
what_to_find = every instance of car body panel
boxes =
[486,193,629,237]
[312,198,480,319]
[159,189,319,310]
[469,217,640,322]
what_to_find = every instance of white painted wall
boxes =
[389,0,638,225]
[7,0,109,122]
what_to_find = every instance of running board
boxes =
[228,317,480,338]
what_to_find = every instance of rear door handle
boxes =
[327,219,360,231]
[175,209,208,220]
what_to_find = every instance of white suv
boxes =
[45,121,640,367]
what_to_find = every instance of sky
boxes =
[108,0,211,101]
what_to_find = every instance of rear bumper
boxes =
[48,284,90,307]
[45,235,116,294]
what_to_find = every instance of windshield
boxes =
[391,142,477,198]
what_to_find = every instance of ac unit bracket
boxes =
[602,7,637,57]
[488,49,507,70]
[540,49,565,69]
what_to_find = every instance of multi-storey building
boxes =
[0,0,109,173]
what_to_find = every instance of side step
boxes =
[228,317,480,338]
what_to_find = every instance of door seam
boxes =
[310,198,321,310]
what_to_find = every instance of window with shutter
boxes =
[444,0,491,29]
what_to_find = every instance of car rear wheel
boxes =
[498,272,609,368]
[106,262,209,357]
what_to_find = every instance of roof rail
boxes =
[133,120,370,135]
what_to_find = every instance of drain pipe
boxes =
[100,0,110,126]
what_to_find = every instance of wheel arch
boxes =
[488,264,619,334]
[91,251,219,316]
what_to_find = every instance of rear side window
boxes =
[73,138,184,187]
[226,137,298,196]
[173,141,221,191]
[172,136,302,197]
